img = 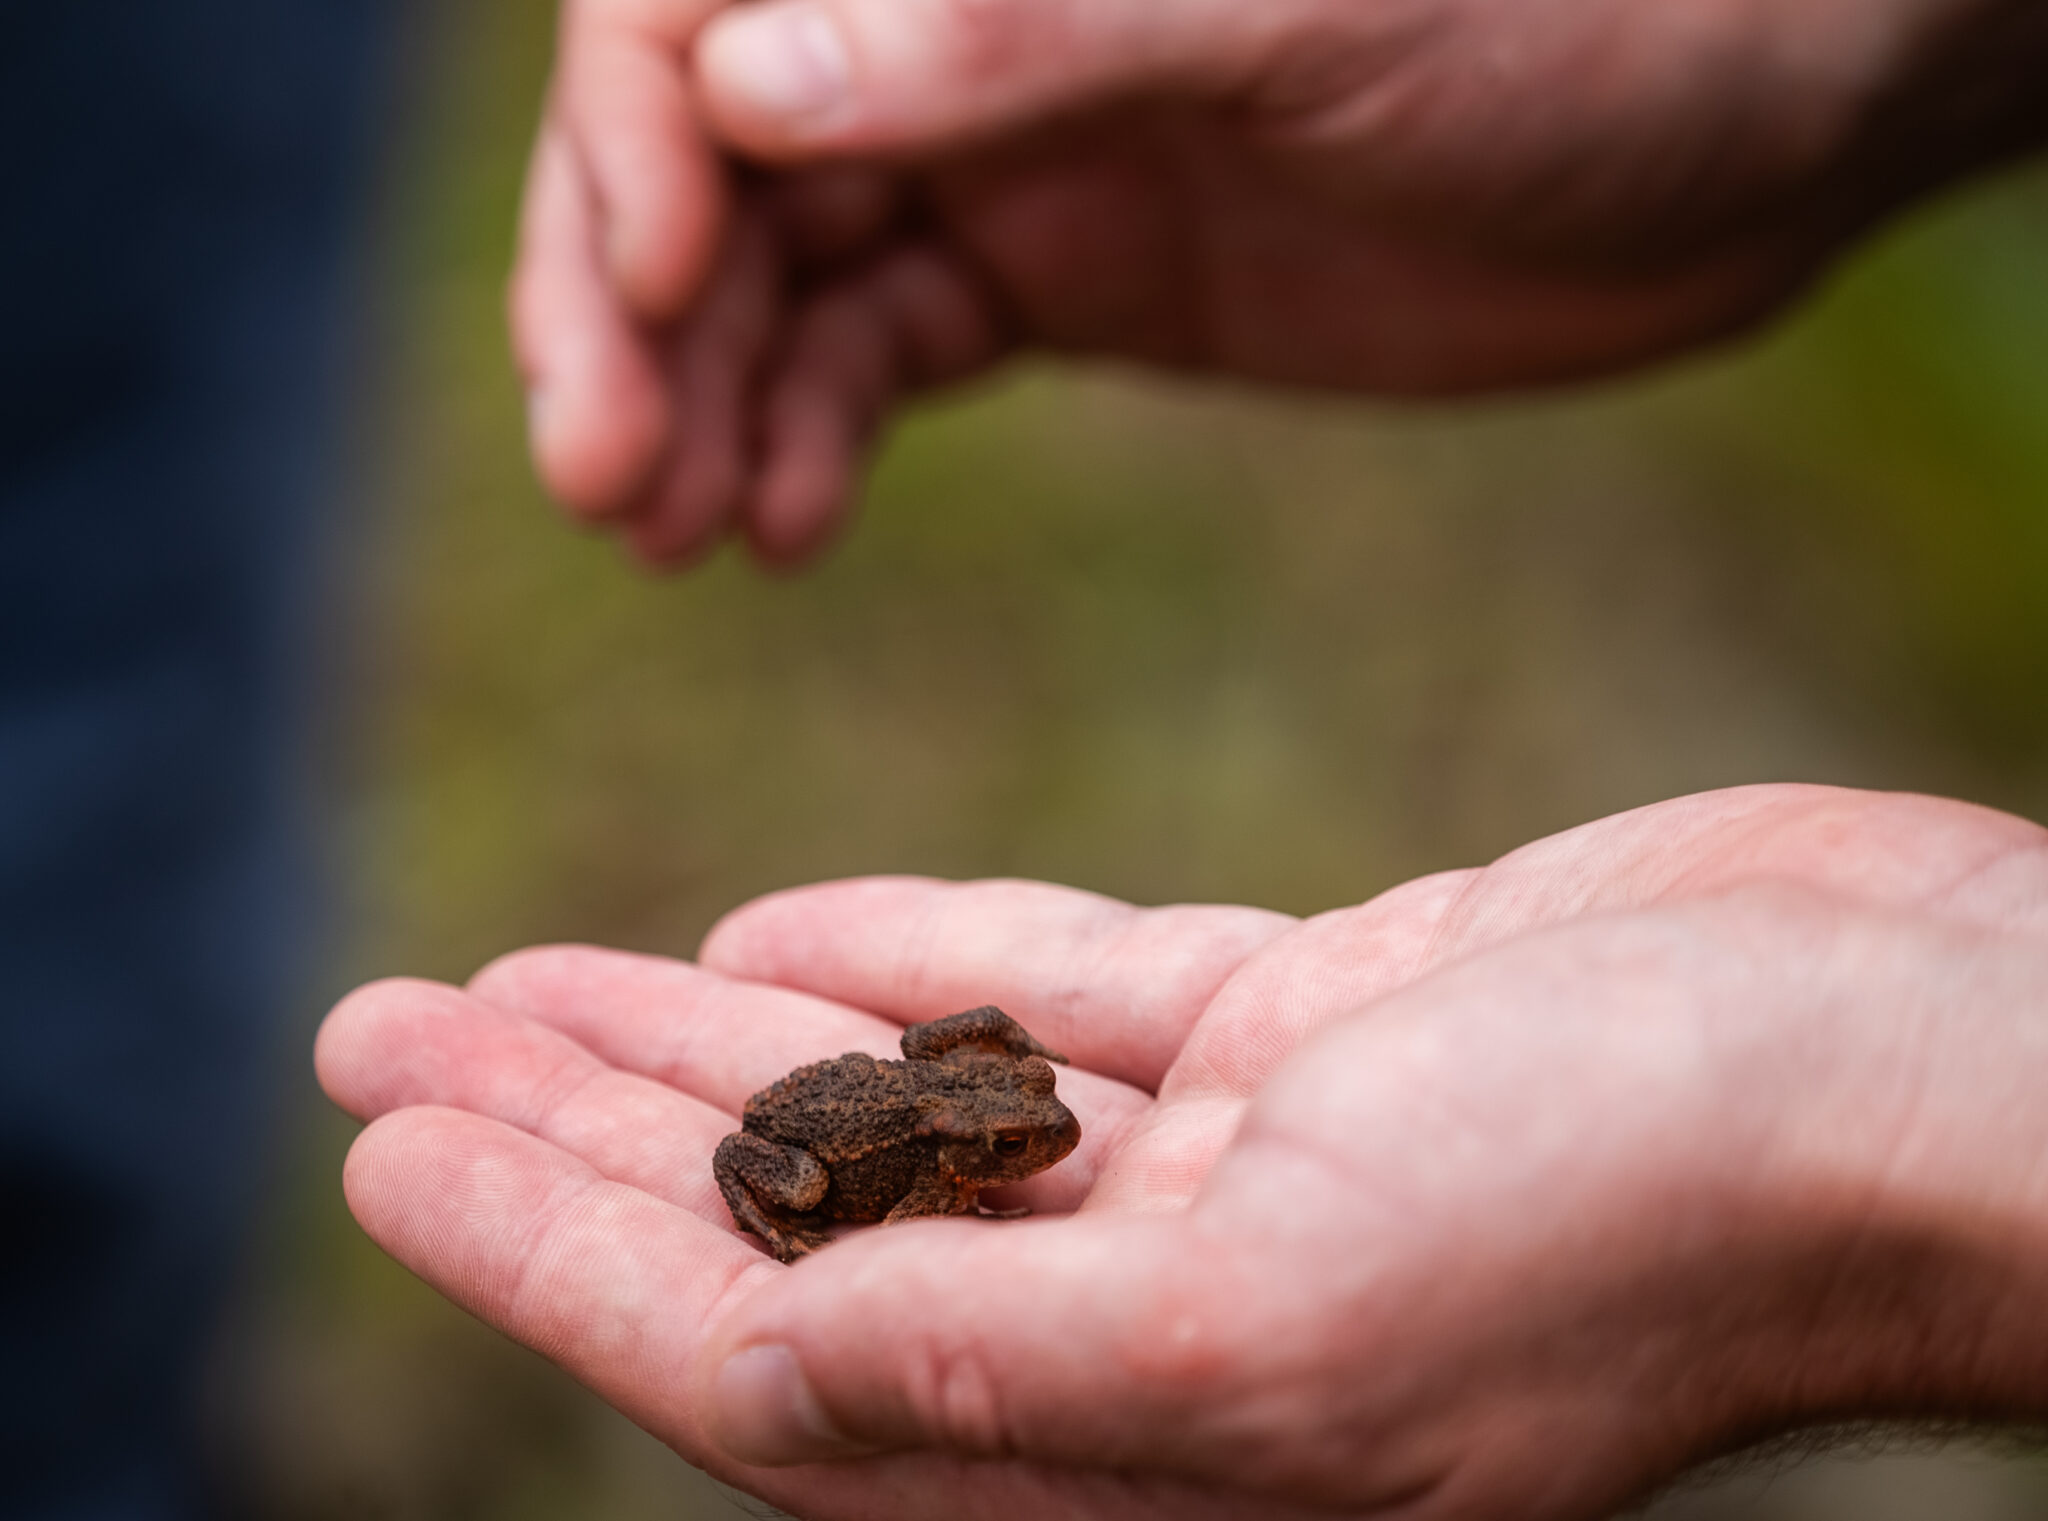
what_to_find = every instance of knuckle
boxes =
[911,0,1052,86]
[908,1334,1014,1457]
[1120,1288,1242,1398]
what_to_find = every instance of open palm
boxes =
[317,784,2048,1519]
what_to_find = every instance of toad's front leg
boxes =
[882,1171,978,1226]
[714,1132,832,1263]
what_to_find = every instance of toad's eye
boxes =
[992,1133,1029,1157]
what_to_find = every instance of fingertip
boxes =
[625,407,746,567]
[338,1108,546,1285]
[526,349,670,521]
[626,513,730,572]
[606,190,720,325]
[695,1,859,154]
[513,125,673,521]
[743,498,852,571]
[338,1116,382,1217]
[316,977,463,1117]
[741,387,860,567]
[339,1106,438,1234]
[313,982,383,1102]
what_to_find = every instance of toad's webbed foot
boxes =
[714,1132,832,1263]
[900,1006,1068,1065]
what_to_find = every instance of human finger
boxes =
[317,977,736,1220]
[554,0,732,317]
[699,876,1295,1092]
[342,1106,768,1453]
[340,1104,886,1516]
[695,1210,1385,1510]
[511,118,671,518]
[349,1117,1333,1520]
[466,945,1147,1210]
[732,271,893,566]
[626,209,783,566]
[740,239,1009,564]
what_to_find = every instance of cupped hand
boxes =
[513,0,2048,565]
[317,784,2048,1519]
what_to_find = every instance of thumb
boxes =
[692,0,1272,158]
[698,1214,1280,1476]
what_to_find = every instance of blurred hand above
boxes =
[318,784,2048,1520]
[513,0,2048,568]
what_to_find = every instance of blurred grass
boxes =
[226,0,2048,1516]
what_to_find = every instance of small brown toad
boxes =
[714,1006,1082,1263]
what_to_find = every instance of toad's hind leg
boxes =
[714,1132,831,1263]
[900,1005,1068,1065]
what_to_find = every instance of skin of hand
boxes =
[317,783,2048,1520]
[512,0,2048,567]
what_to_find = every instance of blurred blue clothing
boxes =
[0,3,391,1517]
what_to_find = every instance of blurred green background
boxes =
[217,1,2048,1517]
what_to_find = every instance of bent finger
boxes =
[556,0,728,317]
[740,240,1009,564]
[343,1107,783,1473]
[347,1110,1297,1520]
[629,209,783,566]
[512,118,670,518]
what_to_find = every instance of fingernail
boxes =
[711,1344,878,1466]
[703,3,853,129]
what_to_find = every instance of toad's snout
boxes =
[1050,1107,1082,1158]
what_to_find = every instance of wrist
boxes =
[1701,914,2048,1449]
